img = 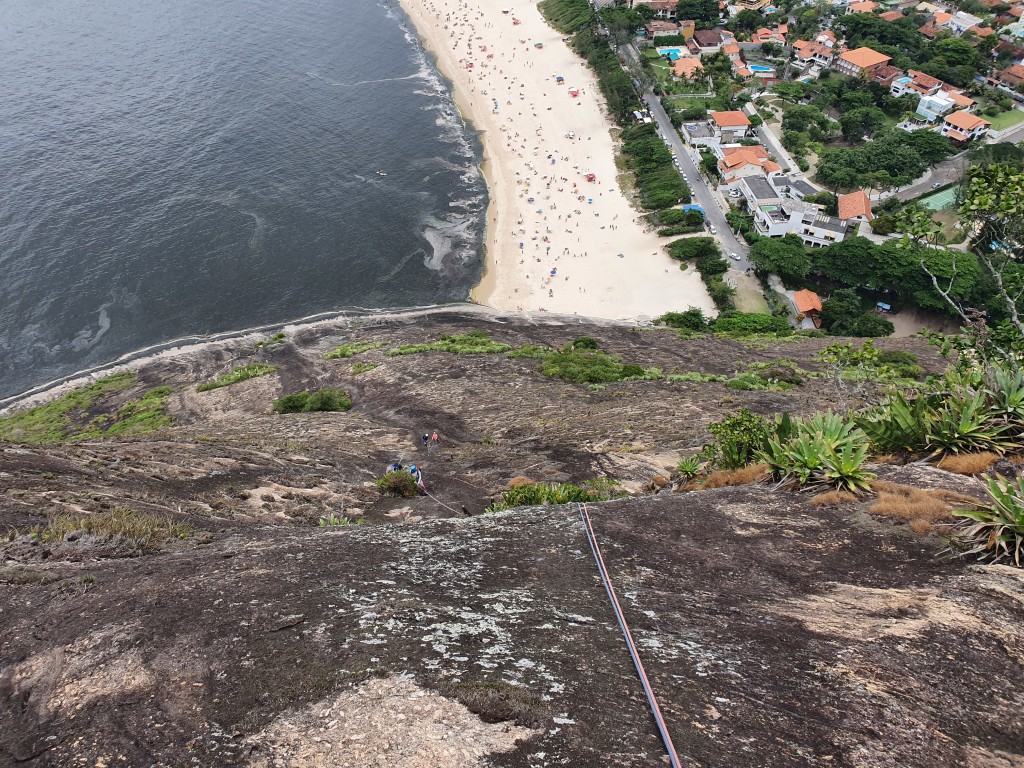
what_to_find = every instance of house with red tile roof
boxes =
[847,1,879,13]
[693,29,723,52]
[634,0,677,19]
[998,63,1024,87]
[816,30,837,47]
[891,69,943,97]
[716,145,782,184]
[710,110,752,140]
[792,289,824,327]
[793,39,835,67]
[837,190,874,223]
[644,20,681,38]
[966,25,994,37]
[870,64,904,87]
[671,56,704,79]
[879,10,904,21]
[836,47,892,77]
[793,289,823,314]
[940,110,991,143]
[751,26,787,45]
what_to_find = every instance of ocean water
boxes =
[0,0,485,398]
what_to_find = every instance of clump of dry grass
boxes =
[506,476,534,489]
[867,481,977,535]
[29,507,191,550]
[700,464,768,489]
[809,490,859,506]
[909,518,934,535]
[936,451,999,475]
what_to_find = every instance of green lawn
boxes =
[986,109,1024,131]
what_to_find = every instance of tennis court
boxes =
[920,187,956,211]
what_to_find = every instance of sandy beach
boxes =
[397,0,715,322]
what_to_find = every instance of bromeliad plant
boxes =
[856,392,935,456]
[948,474,1024,567]
[925,391,1014,455]
[985,366,1024,439]
[758,412,875,493]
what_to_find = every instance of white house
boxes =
[940,110,991,143]
[948,10,983,34]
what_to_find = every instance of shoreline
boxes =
[395,0,715,322]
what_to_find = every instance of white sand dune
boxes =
[398,0,714,322]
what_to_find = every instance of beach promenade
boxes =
[397,0,714,321]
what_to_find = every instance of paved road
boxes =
[894,152,970,201]
[642,93,752,271]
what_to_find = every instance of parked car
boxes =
[931,182,942,189]
[730,252,740,260]
[709,225,718,234]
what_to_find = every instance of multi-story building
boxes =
[792,40,835,67]
[836,47,892,78]
[940,110,991,143]
[739,178,850,246]
[716,145,781,184]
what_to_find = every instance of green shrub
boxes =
[388,330,511,356]
[876,350,923,379]
[351,362,378,375]
[507,343,556,359]
[667,372,727,383]
[376,471,420,498]
[948,474,1024,567]
[273,388,352,414]
[254,332,286,349]
[486,480,617,512]
[620,364,646,379]
[570,336,600,350]
[654,209,688,226]
[702,409,771,470]
[539,349,625,383]
[657,309,708,330]
[196,364,278,392]
[319,513,364,527]
[0,373,173,445]
[325,340,385,359]
[658,225,705,236]
[620,123,690,209]
[539,0,596,34]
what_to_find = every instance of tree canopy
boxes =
[749,235,811,282]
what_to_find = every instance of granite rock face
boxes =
[1,311,1020,767]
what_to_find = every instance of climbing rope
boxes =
[577,502,682,768]
[420,486,462,515]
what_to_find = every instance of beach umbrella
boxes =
[550,269,557,276]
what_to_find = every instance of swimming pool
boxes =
[749,65,774,73]
[656,47,686,60]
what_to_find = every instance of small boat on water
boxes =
[376,170,387,176]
